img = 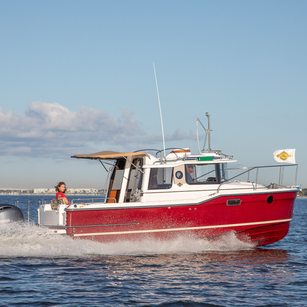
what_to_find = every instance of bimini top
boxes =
[71,151,148,160]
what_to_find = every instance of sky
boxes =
[0,0,306,189]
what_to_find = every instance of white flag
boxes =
[273,149,296,164]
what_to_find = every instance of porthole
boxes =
[267,195,274,204]
[175,171,183,179]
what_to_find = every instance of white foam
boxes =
[0,223,255,258]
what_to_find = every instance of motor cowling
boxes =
[0,204,24,224]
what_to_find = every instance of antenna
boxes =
[196,112,212,152]
[153,63,166,158]
[196,119,201,153]
[205,112,212,151]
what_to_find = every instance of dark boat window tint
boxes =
[148,167,173,190]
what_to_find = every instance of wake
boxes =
[0,222,255,258]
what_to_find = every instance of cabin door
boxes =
[125,158,143,202]
[106,158,126,203]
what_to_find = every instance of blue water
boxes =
[0,196,306,306]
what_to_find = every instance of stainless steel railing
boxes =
[217,163,299,192]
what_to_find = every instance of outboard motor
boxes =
[0,204,24,224]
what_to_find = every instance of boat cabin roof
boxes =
[71,151,148,160]
[71,149,236,166]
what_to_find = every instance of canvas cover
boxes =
[71,151,148,160]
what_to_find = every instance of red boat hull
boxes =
[65,191,296,246]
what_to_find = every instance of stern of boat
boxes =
[37,204,67,234]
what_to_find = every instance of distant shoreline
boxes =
[0,188,105,196]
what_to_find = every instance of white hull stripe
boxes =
[72,218,291,238]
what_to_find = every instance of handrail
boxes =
[217,164,298,193]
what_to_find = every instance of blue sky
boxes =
[0,0,306,188]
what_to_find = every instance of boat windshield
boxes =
[185,163,223,184]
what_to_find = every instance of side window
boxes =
[185,164,220,184]
[112,169,125,189]
[148,167,173,190]
[109,159,126,190]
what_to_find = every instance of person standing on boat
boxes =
[55,182,70,205]
[186,165,195,184]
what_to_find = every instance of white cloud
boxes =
[0,102,191,158]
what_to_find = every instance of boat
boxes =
[37,114,299,246]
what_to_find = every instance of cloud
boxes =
[0,102,191,158]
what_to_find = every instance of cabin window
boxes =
[110,160,125,189]
[185,164,220,184]
[148,167,173,190]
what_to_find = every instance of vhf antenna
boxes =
[153,63,166,159]
[196,112,212,152]
[206,112,212,151]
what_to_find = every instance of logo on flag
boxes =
[273,149,296,164]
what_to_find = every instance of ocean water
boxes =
[0,196,306,307]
